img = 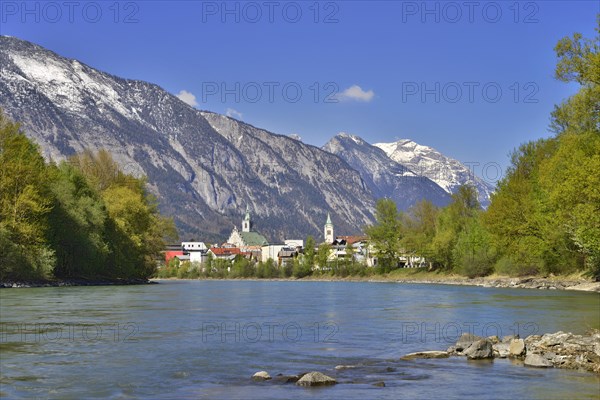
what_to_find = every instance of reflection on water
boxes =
[1,281,599,399]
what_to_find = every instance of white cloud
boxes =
[176,90,198,107]
[337,85,375,102]
[226,108,243,119]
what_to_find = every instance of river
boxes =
[1,280,599,399]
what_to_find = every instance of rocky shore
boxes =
[154,275,600,291]
[250,330,600,390]
[420,330,600,373]
[295,272,600,292]
[0,278,154,288]
[390,276,600,292]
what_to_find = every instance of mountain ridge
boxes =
[0,35,375,241]
[0,35,493,242]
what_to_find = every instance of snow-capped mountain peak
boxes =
[374,139,494,207]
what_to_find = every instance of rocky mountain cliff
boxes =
[322,133,451,210]
[0,36,375,241]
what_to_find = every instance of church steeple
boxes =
[324,212,334,243]
[242,205,252,232]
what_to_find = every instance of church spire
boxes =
[324,212,334,243]
[242,205,251,232]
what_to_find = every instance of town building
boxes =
[208,247,241,261]
[227,206,269,251]
[181,241,208,263]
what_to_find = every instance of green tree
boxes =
[485,21,600,277]
[294,235,315,278]
[70,150,177,278]
[304,235,316,267]
[365,198,403,272]
[546,20,600,277]
[402,200,439,261]
[257,258,277,279]
[0,111,54,279]
[431,185,480,270]
[47,162,110,278]
[316,243,331,270]
[453,213,496,277]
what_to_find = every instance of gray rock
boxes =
[446,345,458,354]
[463,339,494,359]
[296,371,337,387]
[455,333,483,352]
[252,371,271,380]
[401,351,449,360]
[509,339,526,357]
[487,336,500,344]
[539,331,572,347]
[273,374,300,383]
[524,354,553,368]
[334,365,356,370]
[493,342,510,358]
[502,335,519,343]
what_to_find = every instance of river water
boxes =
[1,280,599,399]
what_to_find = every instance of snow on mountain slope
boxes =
[323,133,451,210]
[374,139,494,207]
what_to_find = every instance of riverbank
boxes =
[0,277,154,288]
[3,271,598,291]
[153,271,600,292]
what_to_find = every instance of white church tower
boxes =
[324,212,334,243]
[242,205,252,232]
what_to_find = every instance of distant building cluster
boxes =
[163,206,383,269]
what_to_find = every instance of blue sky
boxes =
[1,1,598,181]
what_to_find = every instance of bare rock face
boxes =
[463,339,494,360]
[296,372,337,387]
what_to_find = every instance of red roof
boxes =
[336,235,368,245]
[165,250,184,263]
[210,247,241,256]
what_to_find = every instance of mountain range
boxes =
[0,36,494,241]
